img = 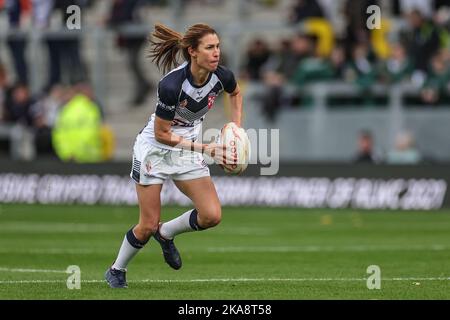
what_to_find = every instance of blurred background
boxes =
[0,2,449,301]
[0,0,449,209]
[1,1,450,300]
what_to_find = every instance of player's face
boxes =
[193,33,220,72]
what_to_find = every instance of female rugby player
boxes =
[105,23,242,288]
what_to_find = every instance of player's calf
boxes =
[133,223,158,242]
[196,206,221,229]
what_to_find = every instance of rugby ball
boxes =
[217,122,250,175]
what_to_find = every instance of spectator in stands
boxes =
[386,130,422,164]
[260,34,313,121]
[30,84,72,156]
[393,0,434,18]
[34,85,70,128]
[262,37,301,81]
[107,0,153,107]
[345,43,378,91]
[52,83,104,162]
[379,42,413,84]
[328,43,347,79]
[0,63,9,154]
[433,6,450,52]
[5,0,31,85]
[42,0,88,88]
[343,0,378,62]
[3,82,39,127]
[0,63,7,122]
[289,35,337,107]
[2,81,56,157]
[421,50,450,105]
[288,0,324,25]
[354,129,379,163]
[290,35,334,87]
[242,38,272,81]
[404,9,441,76]
[4,82,54,143]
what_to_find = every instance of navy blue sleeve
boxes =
[215,65,237,93]
[155,82,178,121]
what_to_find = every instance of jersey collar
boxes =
[185,61,213,89]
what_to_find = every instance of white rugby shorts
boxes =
[130,134,210,185]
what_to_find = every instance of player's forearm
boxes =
[229,91,243,127]
[155,131,206,153]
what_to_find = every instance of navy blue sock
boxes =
[126,227,149,249]
[189,209,205,231]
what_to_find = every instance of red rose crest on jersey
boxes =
[178,99,187,108]
[207,93,217,109]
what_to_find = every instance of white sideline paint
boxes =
[0,277,449,285]
[0,248,101,254]
[0,222,122,233]
[0,244,448,255]
[0,267,66,273]
[206,244,450,253]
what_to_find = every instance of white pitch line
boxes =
[0,248,103,255]
[0,267,67,273]
[0,277,449,285]
[0,222,122,233]
[206,244,450,253]
[0,280,100,284]
[0,244,448,256]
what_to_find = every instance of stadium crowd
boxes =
[240,0,450,122]
[0,0,449,163]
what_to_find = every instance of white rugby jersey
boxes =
[139,61,237,150]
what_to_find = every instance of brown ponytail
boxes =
[148,23,217,74]
[148,23,183,74]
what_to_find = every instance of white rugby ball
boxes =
[217,122,250,175]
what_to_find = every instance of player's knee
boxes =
[200,206,222,228]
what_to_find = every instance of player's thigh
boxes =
[135,183,163,234]
[173,177,221,223]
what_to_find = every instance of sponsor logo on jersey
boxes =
[157,98,176,112]
[172,118,195,127]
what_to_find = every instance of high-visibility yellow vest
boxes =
[52,94,103,163]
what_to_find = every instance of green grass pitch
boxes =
[0,204,449,299]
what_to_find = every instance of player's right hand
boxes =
[203,143,237,166]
